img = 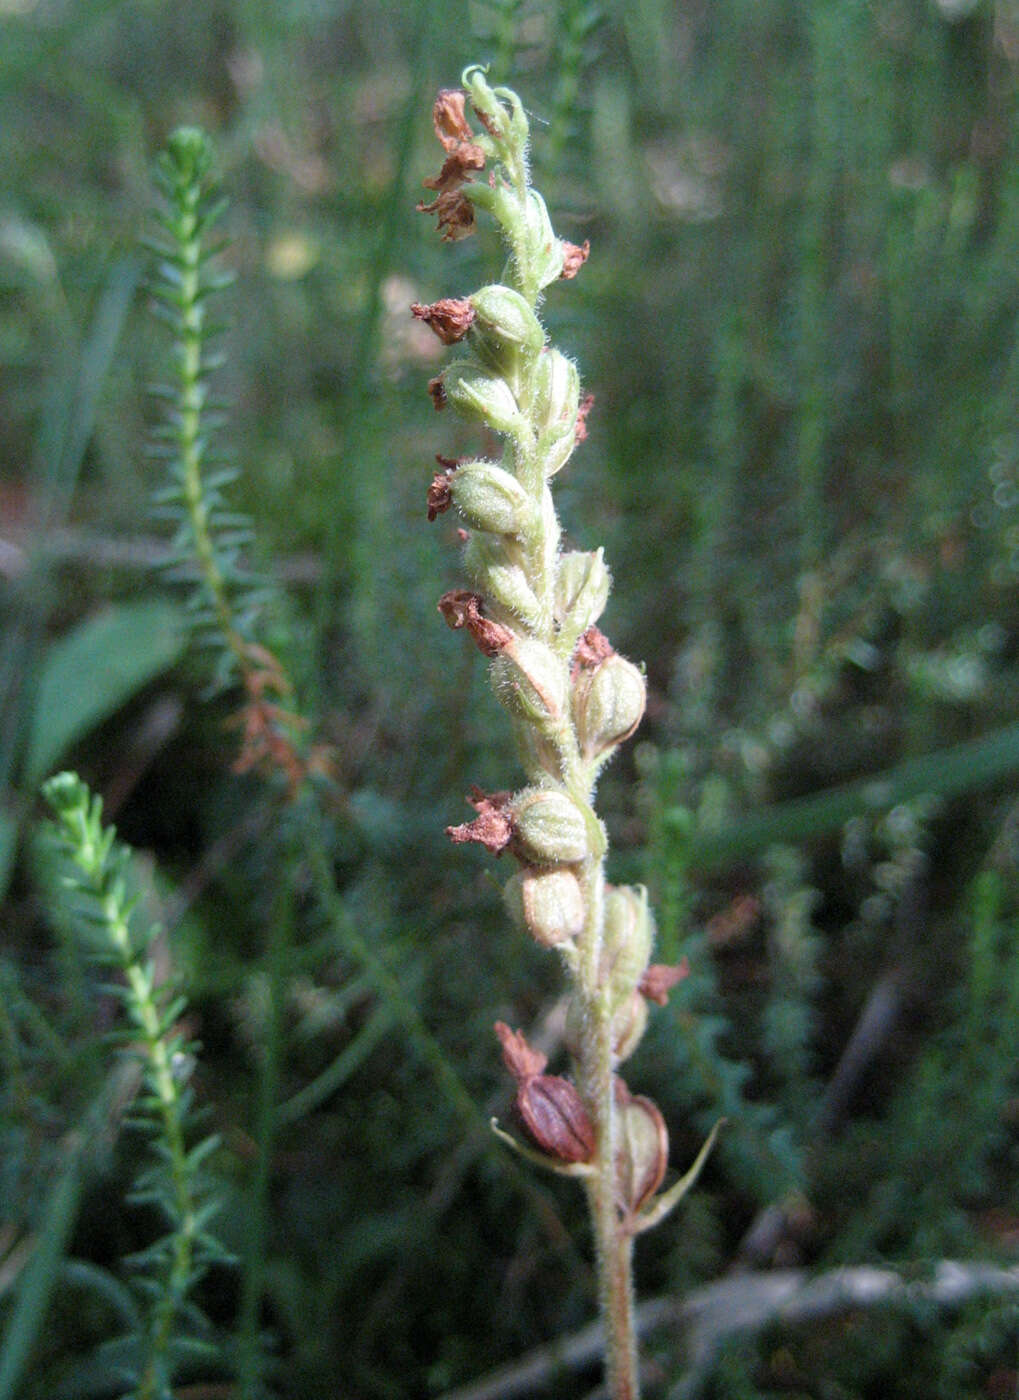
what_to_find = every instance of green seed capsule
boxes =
[491,637,566,726]
[463,534,542,627]
[556,549,611,650]
[470,284,545,375]
[603,884,655,1002]
[451,461,534,537]
[443,361,522,434]
[504,866,585,947]
[573,652,646,761]
[532,349,579,439]
[511,787,589,865]
[522,190,565,289]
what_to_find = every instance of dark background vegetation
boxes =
[4,1,1019,1396]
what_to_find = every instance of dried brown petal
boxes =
[572,625,615,676]
[411,297,476,345]
[433,89,475,152]
[446,786,514,853]
[422,148,486,194]
[615,1079,669,1216]
[417,187,477,241]
[638,959,690,1007]
[560,239,590,279]
[427,375,447,410]
[494,1020,548,1080]
[426,470,454,520]
[437,589,514,657]
[575,392,595,444]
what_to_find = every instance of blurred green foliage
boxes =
[4,1,1019,1397]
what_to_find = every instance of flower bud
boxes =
[450,461,534,537]
[511,787,589,865]
[469,284,545,375]
[443,360,522,434]
[603,884,655,1003]
[573,651,646,761]
[491,638,567,728]
[555,549,611,651]
[463,534,541,626]
[504,866,585,948]
[522,190,565,288]
[615,1079,668,1216]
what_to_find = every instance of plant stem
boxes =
[587,1026,639,1399]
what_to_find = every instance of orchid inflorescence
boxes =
[415,65,717,1398]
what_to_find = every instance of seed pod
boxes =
[615,1079,669,1216]
[470,284,545,374]
[491,638,567,729]
[463,534,542,626]
[494,1020,595,1164]
[566,986,649,1065]
[517,1072,595,1162]
[532,349,579,436]
[611,990,649,1063]
[511,787,589,865]
[555,550,611,652]
[522,190,566,288]
[603,884,655,1003]
[573,650,646,761]
[443,360,522,434]
[504,866,585,948]
[450,461,534,536]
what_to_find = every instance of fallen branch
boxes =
[436,1260,1019,1400]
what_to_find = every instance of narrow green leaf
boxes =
[24,599,187,785]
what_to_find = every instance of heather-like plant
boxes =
[415,66,718,1398]
[40,772,226,1400]
[148,127,316,796]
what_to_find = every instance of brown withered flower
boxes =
[446,786,514,854]
[427,375,447,411]
[575,392,595,444]
[560,239,590,279]
[496,1022,596,1164]
[432,89,483,157]
[572,624,615,676]
[437,589,514,657]
[417,186,478,241]
[411,297,476,345]
[638,960,690,1007]
[427,470,454,520]
[417,89,487,241]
